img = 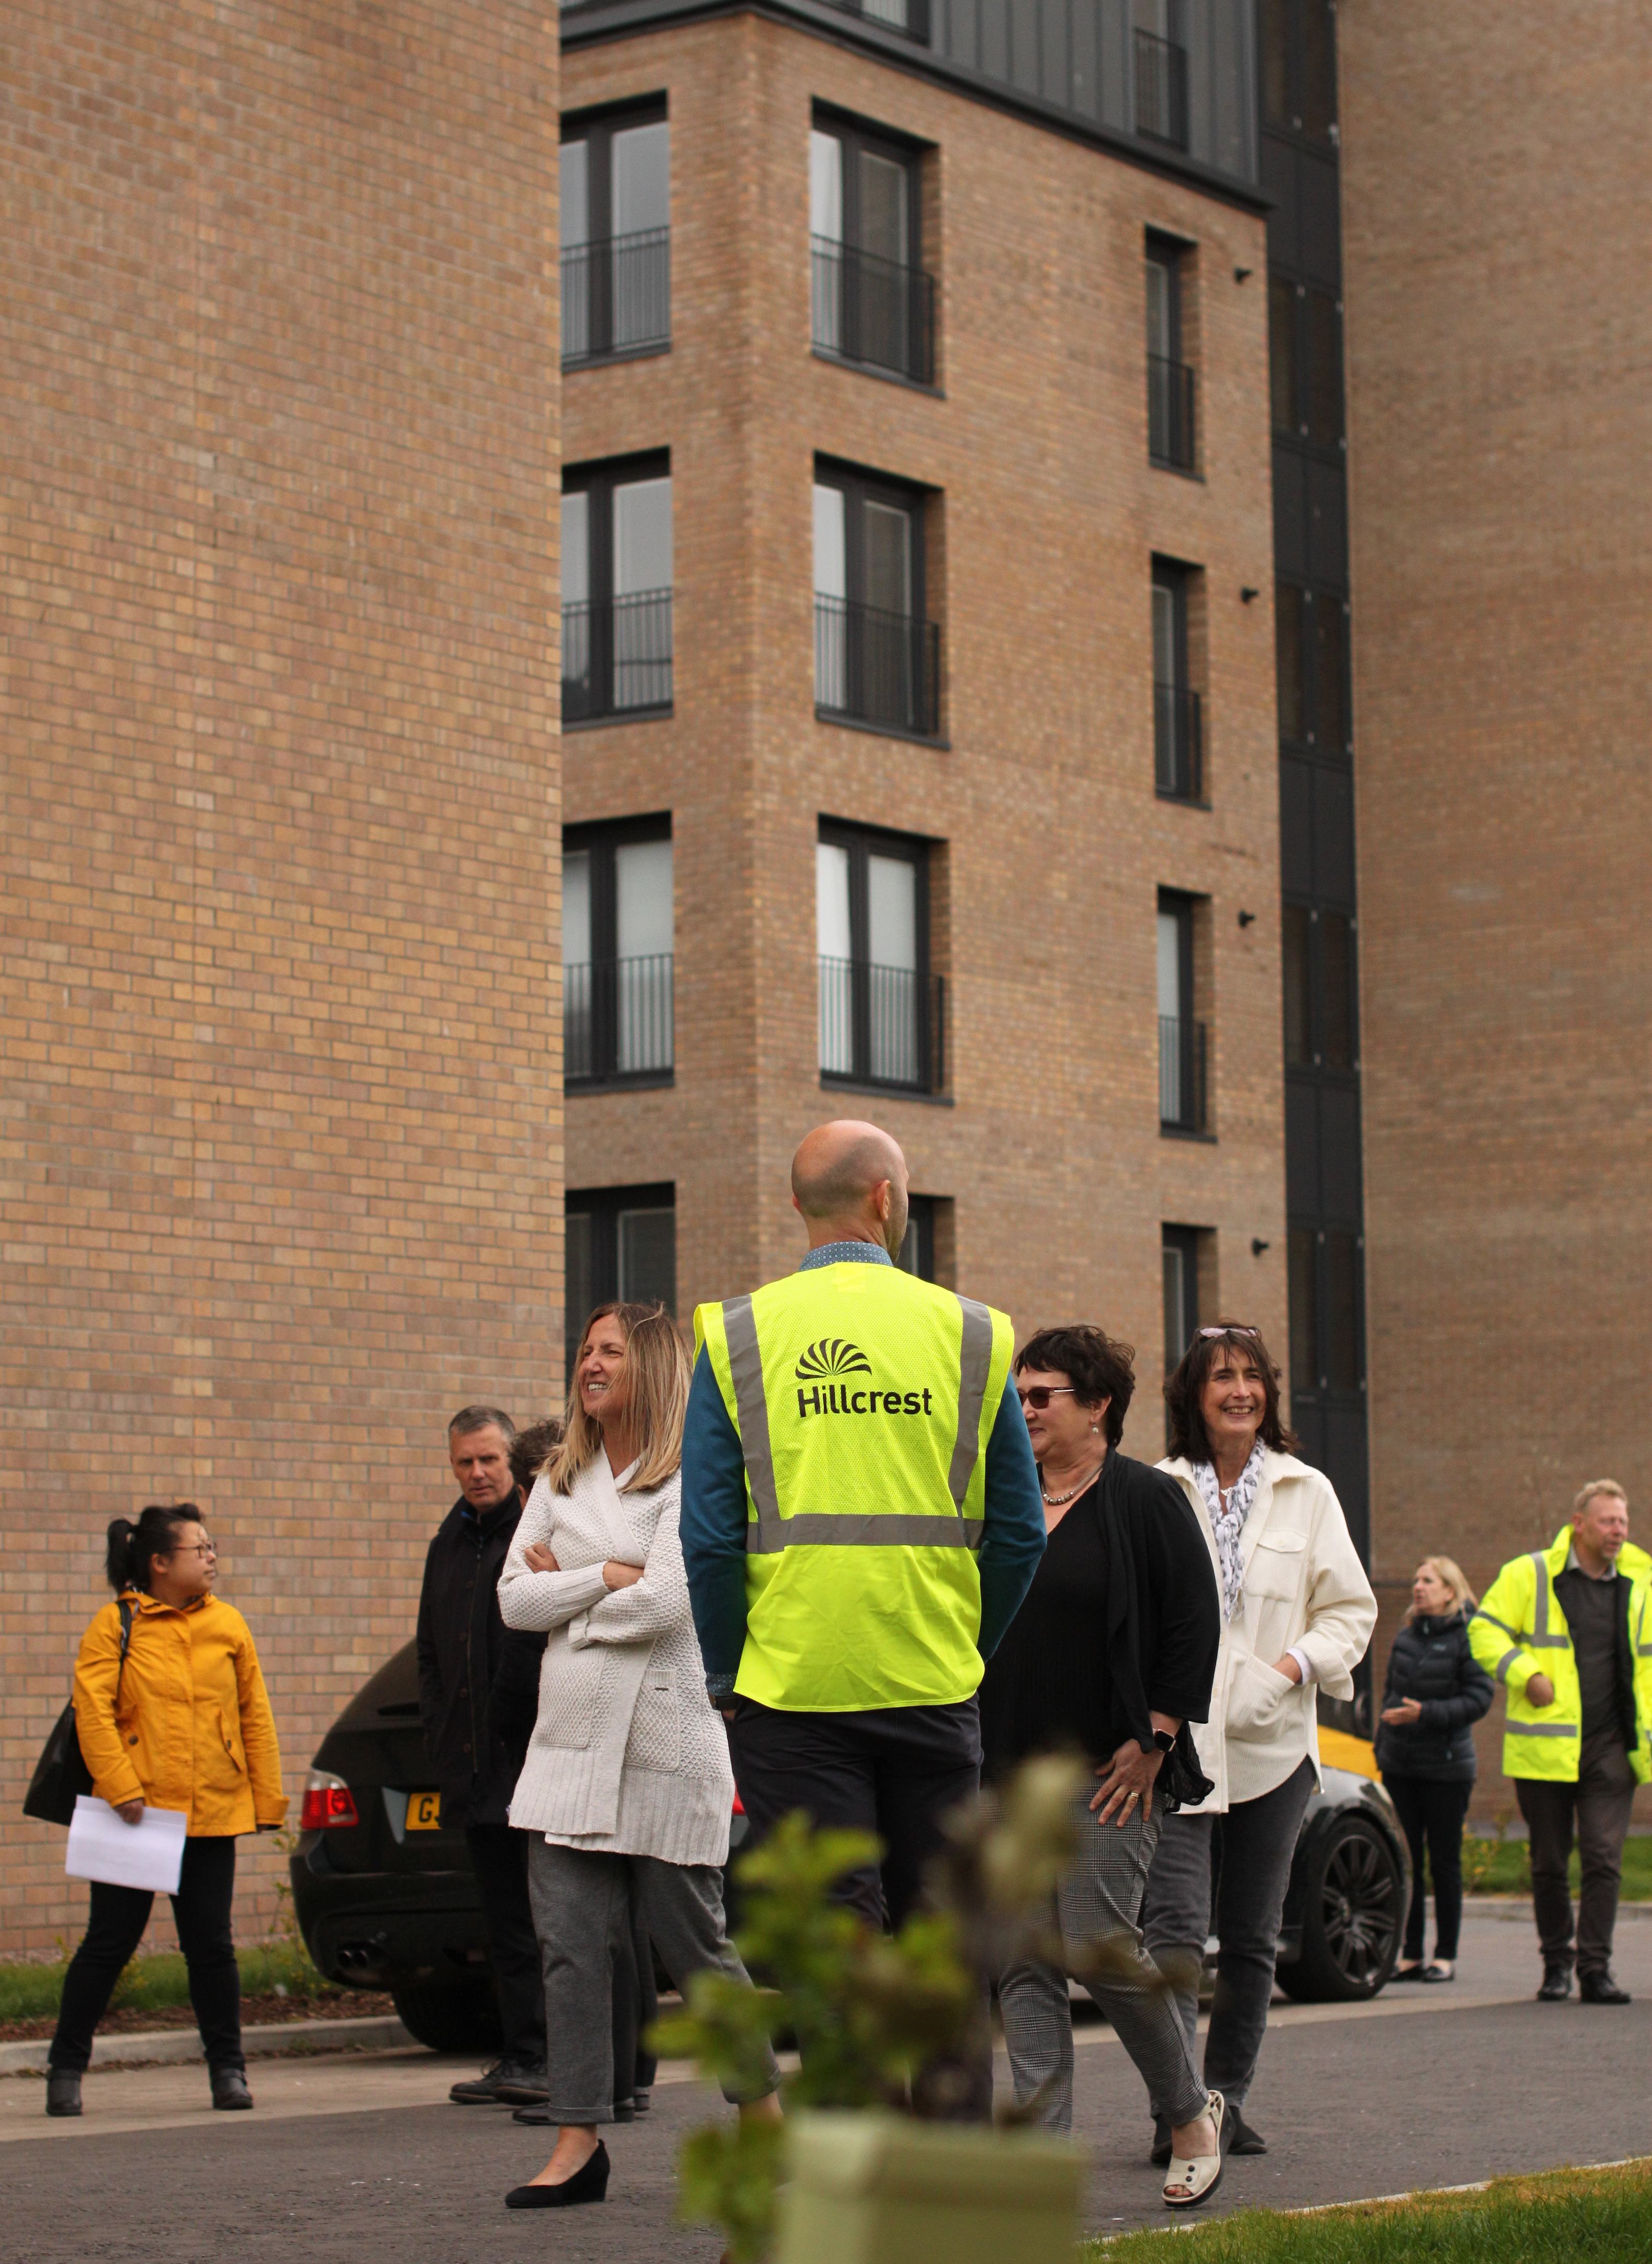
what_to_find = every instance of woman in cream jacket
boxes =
[1140,1323,1375,2163]
[497,1302,779,2212]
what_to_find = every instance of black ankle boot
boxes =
[45,2071,82,2118]
[211,2065,254,2110]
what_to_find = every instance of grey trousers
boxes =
[1141,1758,1314,2120]
[1516,1728,1639,1978]
[998,1796,1209,2134]
[528,1838,780,2125]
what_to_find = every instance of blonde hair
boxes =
[547,1302,689,1496]
[1572,1479,1627,1518]
[1405,1554,1476,1624]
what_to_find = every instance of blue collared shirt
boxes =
[680,1244,1046,1699]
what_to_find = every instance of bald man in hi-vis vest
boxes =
[682,1121,1046,1971]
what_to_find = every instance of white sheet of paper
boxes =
[66,1795,187,1894]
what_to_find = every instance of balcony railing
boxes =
[1135,29,1189,149]
[562,228,671,368]
[815,594,940,738]
[1147,353,1197,470]
[811,237,936,386]
[563,589,673,724]
[565,953,674,1084]
[814,0,930,43]
[1159,1014,1208,1132]
[1154,682,1203,801]
[819,957,945,1093]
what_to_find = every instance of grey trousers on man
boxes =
[998,1796,1209,2134]
[528,1839,780,2125]
[1516,1728,1639,1980]
[1141,1758,1315,2122]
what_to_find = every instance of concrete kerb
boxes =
[0,2013,414,2078]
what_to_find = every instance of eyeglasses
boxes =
[1016,1386,1076,1411]
[176,1541,217,1559]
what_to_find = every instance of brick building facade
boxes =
[1,1,561,1947]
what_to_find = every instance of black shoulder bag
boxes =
[22,1600,135,1826]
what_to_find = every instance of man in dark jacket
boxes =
[416,1405,547,2104]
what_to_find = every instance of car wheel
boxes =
[1275,1814,1403,2003]
[391,1983,501,2054]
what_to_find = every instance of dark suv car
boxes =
[294,1652,1404,2046]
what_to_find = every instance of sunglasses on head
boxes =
[1015,1385,1076,1410]
[1197,1325,1258,1340]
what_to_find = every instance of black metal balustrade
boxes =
[819,956,945,1093]
[565,953,674,1084]
[1159,1014,1208,1132]
[811,238,936,386]
[563,590,673,723]
[813,0,930,43]
[1147,353,1197,470]
[562,228,671,368]
[815,595,940,737]
[1154,683,1203,801]
[1135,29,1189,149]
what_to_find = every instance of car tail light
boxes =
[731,1792,745,1817]
[300,1772,359,1831]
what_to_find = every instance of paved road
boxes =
[5,1914,1650,2262]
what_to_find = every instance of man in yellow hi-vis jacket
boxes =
[1469,1481,1652,2004]
[680,1120,1046,1953]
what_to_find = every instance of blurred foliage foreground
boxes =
[655,1753,1125,2263]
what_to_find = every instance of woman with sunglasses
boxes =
[981,1326,1229,2209]
[1139,1323,1376,2166]
[44,1505,287,2118]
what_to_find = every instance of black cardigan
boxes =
[1373,1611,1493,1783]
[980,1449,1220,1795]
[415,1493,545,1829]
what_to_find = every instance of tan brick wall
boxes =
[1340,3,1652,1818]
[0,1,561,1947]
[562,16,1286,1452]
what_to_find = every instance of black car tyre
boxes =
[1276,1813,1403,2003]
[391,1983,501,2054]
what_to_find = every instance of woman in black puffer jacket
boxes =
[1376,1556,1494,1981]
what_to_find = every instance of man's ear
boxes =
[791,1192,803,1217]
[873,1179,892,1222]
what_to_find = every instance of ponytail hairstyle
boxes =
[105,1504,202,1594]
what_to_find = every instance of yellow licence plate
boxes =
[405,1790,442,1831]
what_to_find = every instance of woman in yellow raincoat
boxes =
[45,1503,286,2119]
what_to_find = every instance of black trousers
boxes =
[726,1696,983,1932]
[1384,1775,1473,1962]
[727,1694,987,2118]
[465,1823,546,2064]
[1516,1730,1638,1979]
[50,1834,241,2075]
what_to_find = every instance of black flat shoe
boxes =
[1389,1962,1427,1982]
[506,2142,610,2209]
[1149,2118,1171,2168]
[1537,1963,1573,2002]
[1418,1963,1454,1984]
[1228,2108,1267,2156]
[1580,1971,1632,2005]
[45,2072,82,2118]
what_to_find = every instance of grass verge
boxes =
[1464,1835,1652,1897]
[0,1939,339,2027]
[1085,2161,1652,2261]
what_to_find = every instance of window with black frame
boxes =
[817,819,943,1094]
[563,455,672,725]
[898,1193,937,1281]
[1145,234,1196,471]
[565,1184,676,1376]
[1157,891,1207,1134]
[1161,1224,1203,1440]
[810,111,934,386]
[563,817,673,1087]
[813,462,939,737]
[1259,0,1337,143]
[561,103,670,369]
[1152,559,1202,800]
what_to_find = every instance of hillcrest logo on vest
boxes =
[793,1338,933,1422]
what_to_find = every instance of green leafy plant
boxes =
[654,1753,1091,2263]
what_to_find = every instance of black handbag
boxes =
[22,1600,134,1826]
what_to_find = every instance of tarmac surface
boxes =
[5,1911,1650,2261]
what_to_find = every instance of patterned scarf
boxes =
[1193,1440,1267,1623]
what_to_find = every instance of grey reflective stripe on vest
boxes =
[1473,1608,1518,1643]
[746,1513,986,1556]
[945,1296,995,1511]
[723,1295,782,1542]
[1493,1646,1522,1685]
[1511,1719,1579,1738]
[1526,1553,1572,1650]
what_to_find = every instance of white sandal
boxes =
[1162,2088,1226,2210]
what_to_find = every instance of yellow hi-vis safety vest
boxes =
[1468,1526,1652,1784]
[693,1261,1016,1712]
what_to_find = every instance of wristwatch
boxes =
[1151,1729,1176,1754]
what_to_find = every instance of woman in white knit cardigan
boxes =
[497,1302,780,2211]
